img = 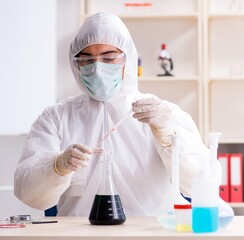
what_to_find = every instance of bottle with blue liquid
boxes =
[191,174,219,232]
[191,147,219,232]
[192,132,234,232]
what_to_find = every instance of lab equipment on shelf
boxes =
[138,56,142,77]
[124,2,153,15]
[157,43,174,77]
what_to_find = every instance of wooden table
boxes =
[1,216,244,239]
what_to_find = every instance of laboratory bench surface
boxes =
[1,216,244,239]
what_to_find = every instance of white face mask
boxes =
[79,62,123,101]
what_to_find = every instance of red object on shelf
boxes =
[230,153,243,203]
[218,154,231,202]
[161,43,166,50]
[124,3,153,7]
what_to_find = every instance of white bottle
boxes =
[208,132,234,229]
[191,154,219,232]
[209,133,222,186]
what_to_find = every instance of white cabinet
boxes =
[203,0,244,143]
[81,0,203,133]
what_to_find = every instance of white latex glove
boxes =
[54,144,103,176]
[132,98,175,147]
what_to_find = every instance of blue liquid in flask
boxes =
[192,207,218,233]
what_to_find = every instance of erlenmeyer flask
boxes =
[89,151,126,225]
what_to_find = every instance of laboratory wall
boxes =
[0,0,80,219]
[0,0,57,135]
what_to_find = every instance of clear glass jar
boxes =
[174,204,192,232]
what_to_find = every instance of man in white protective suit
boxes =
[14,12,208,216]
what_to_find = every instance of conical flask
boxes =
[89,151,126,225]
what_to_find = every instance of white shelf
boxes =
[208,13,244,19]
[139,76,200,82]
[219,139,244,144]
[84,13,199,20]
[120,13,199,20]
[230,202,244,208]
[209,77,244,82]
[85,0,200,17]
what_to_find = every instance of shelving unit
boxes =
[203,0,244,143]
[81,0,244,207]
[81,0,203,134]
[81,0,244,144]
[203,0,244,210]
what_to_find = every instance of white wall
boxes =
[56,0,81,101]
[0,0,57,135]
[0,0,81,219]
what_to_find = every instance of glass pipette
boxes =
[97,108,133,147]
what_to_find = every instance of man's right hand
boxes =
[54,144,102,176]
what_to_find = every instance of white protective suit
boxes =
[14,12,208,216]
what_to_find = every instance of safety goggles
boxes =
[74,52,126,67]
[79,61,123,76]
